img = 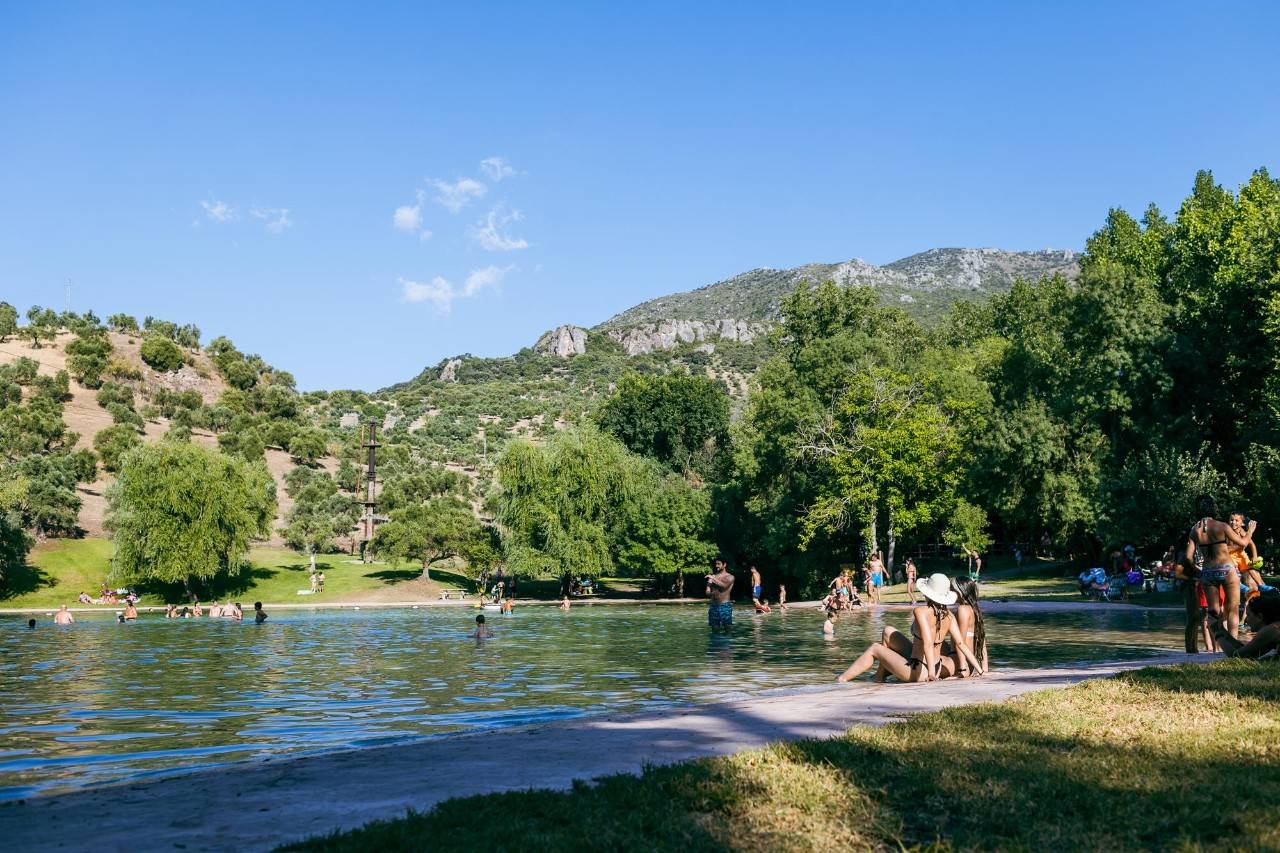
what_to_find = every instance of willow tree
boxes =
[495,426,634,578]
[105,442,276,594]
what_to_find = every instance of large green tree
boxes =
[370,497,484,580]
[596,372,731,479]
[105,442,276,593]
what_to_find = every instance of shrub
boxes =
[139,335,184,372]
[94,425,143,472]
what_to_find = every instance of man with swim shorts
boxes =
[750,565,762,604]
[706,557,735,632]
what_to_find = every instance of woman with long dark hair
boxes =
[837,573,983,683]
[1211,591,1280,658]
[946,575,988,677]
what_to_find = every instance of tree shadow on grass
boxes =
[0,562,56,600]
[139,566,281,603]
[280,659,1280,852]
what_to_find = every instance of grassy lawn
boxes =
[282,659,1280,852]
[0,539,469,609]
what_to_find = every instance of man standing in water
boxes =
[749,565,762,606]
[706,557,735,632]
[53,605,74,625]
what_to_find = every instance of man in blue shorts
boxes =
[706,557,735,632]
[750,565,762,605]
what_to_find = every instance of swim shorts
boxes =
[708,601,733,628]
[871,573,883,587]
[752,584,762,599]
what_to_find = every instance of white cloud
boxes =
[479,156,515,182]
[400,275,456,312]
[251,207,293,234]
[200,198,236,223]
[399,264,514,314]
[463,264,514,296]
[393,190,423,231]
[392,190,432,240]
[431,177,487,213]
[469,203,529,251]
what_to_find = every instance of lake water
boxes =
[0,604,1185,800]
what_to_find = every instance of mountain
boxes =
[599,248,1079,330]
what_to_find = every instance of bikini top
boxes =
[1194,518,1229,560]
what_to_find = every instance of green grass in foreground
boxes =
[282,659,1280,852]
[0,539,466,609]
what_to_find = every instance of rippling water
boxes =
[0,604,1184,799]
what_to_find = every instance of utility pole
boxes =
[65,279,72,312]
[358,420,382,563]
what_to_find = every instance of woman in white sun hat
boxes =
[837,572,983,683]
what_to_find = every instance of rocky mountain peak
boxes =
[535,325,588,358]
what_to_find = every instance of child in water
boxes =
[823,608,838,635]
[470,614,493,638]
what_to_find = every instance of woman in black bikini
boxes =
[837,573,982,683]
[1184,495,1254,640]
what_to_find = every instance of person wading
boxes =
[705,557,735,633]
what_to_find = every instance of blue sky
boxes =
[1,2,1277,390]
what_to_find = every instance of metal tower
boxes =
[358,420,382,563]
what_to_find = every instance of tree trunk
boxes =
[421,559,431,581]
[309,551,317,574]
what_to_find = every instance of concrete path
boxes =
[0,653,1210,852]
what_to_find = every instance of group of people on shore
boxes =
[1182,496,1279,658]
[35,600,268,626]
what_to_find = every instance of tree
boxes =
[107,313,140,335]
[283,469,356,572]
[105,442,276,593]
[140,334,184,372]
[596,372,731,478]
[94,425,142,472]
[943,500,992,561]
[0,468,32,583]
[66,331,113,389]
[8,452,94,537]
[22,306,59,348]
[370,497,483,580]
[0,302,17,342]
[288,428,327,465]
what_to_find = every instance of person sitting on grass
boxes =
[837,573,983,683]
[1211,591,1280,658]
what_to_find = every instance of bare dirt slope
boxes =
[0,331,336,540]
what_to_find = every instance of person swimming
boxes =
[470,614,493,638]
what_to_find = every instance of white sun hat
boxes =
[916,573,957,606]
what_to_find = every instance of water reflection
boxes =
[0,604,1184,798]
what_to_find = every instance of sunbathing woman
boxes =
[1210,592,1280,658]
[947,575,989,677]
[837,573,982,683]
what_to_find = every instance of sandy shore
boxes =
[0,652,1210,852]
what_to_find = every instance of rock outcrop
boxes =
[606,318,766,355]
[534,325,588,358]
[439,358,462,382]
